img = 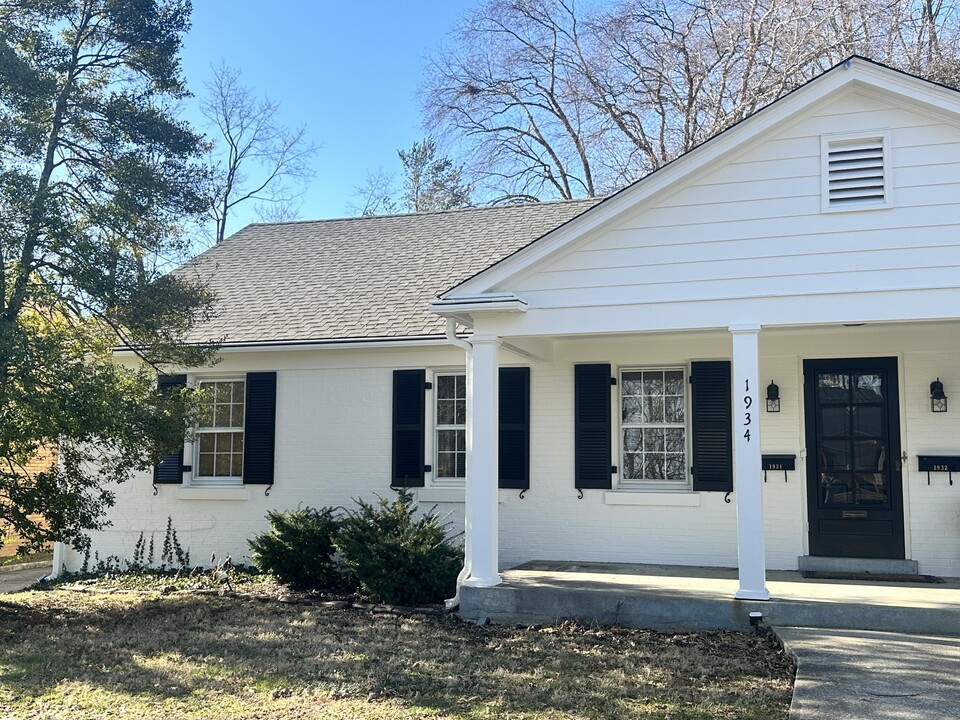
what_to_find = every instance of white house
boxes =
[59,57,960,601]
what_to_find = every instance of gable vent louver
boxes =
[826,138,886,207]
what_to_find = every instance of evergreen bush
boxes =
[248,506,344,589]
[335,489,462,606]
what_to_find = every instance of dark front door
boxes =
[803,357,904,559]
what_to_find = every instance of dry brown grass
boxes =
[0,586,794,719]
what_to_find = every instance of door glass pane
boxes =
[854,440,886,471]
[819,439,851,471]
[820,406,849,437]
[818,373,850,403]
[821,473,854,505]
[854,374,883,403]
[856,473,889,505]
[854,405,883,438]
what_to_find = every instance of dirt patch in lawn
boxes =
[0,587,794,719]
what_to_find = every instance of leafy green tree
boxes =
[0,0,217,554]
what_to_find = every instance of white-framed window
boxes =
[820,130,891,212]
[619,367,689,489]
[194,378,245,485]
[434,372,466,486]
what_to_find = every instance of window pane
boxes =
[215,382,232,403]
[664,371,684,395]
[437,400,455,425]
[455,452,466,478]
[642,372,663,396]
[231,381,245,403]
[232,432,244,452]
[199,434,215,452]
[643,428,664,452]
[455,399,466,424]
[643,454,665,480]
[855,440,885,472]
[621,372,644,395]
[666,453,685,481]
[455,374,466,397]
[642,395,664,423]
[437,375,455,399]
[198,453,214,476]
[664,395,684,424]
[437,453,456,478]
[231,401,244,427]
[623,428,643,453]
[215,453,232,476]
[622,396,643,424]
[622,453,643,480]
[198,401,214,427]
[438,429,457,452]
[455,429,466,451]
[665,428,685,453]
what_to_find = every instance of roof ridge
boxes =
[238,196,603,231]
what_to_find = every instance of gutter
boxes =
[443,318,473,611]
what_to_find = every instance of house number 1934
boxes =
[743,379,753,442]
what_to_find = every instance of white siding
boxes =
[503,90,960,327]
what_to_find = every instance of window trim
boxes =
[820,129,892,213]
[430,369,467,487]
[616,365,692,492]
[191,376,246,487]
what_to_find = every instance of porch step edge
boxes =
[797,556,918,575]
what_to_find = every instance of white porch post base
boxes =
[730,324,770,601]
[464,334,501,588]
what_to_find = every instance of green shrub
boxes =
[334,489,463,606]
[248,506,344,589]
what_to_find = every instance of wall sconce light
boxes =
[931,378,948,413]
[766,381,781,413]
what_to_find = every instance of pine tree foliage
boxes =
[0,0,217,553]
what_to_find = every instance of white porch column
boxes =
[730,324,770,601]
[463,334,501,587]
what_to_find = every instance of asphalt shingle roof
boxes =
[177,199,599,345]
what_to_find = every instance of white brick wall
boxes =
[66,324,960,578]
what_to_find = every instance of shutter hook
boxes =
[576,488,584,500]
[518,488,526,499]
[724,492,731,504]
[152,483,158,497]
[264,485,272,497]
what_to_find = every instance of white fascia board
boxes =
[113,335,457,356]
[429,292,528,317]
[446,59,960,298]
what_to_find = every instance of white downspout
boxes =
[443,317,473,610]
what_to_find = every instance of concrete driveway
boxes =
[0,562,50,594]
[777,627,960,720]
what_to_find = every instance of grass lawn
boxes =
[0,582,794,719]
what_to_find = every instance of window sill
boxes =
[604,491,700,507]
[417,487,465,503]
[175,487,251,501]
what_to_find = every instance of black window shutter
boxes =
[154,375,187,485]
[392,369,426,487]
[243,372,277,485]
[499,367,530,490]
[575,364,612,489]
[691,361,733,492]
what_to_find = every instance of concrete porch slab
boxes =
[459,561,960,634]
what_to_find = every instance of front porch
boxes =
[460,561,960,634]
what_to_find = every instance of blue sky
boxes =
[179,1,478,236]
